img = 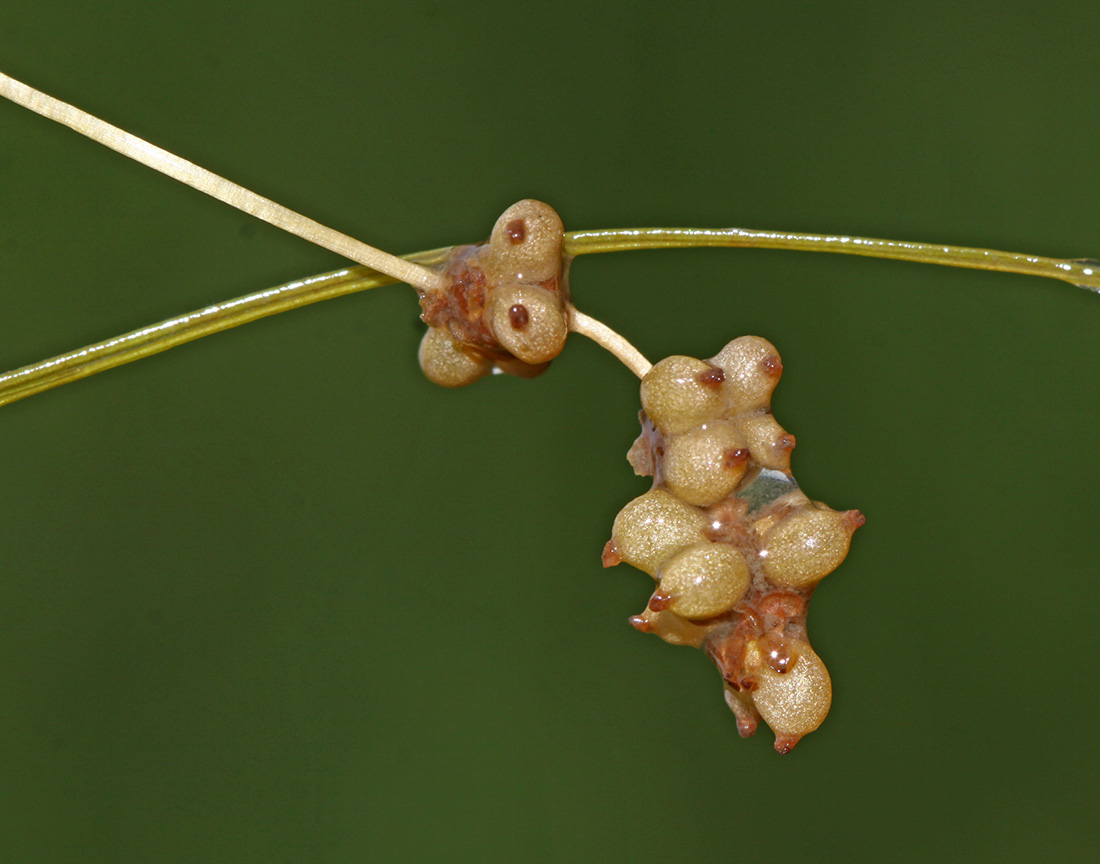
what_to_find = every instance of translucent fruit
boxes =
[609,489,706,576]
[487,285,569,365]
[656,541,750,619]
[417,326,490,388]
[663,421,748,506]
[640,356,730,436]
[485,199,565,284]
[606,336,863,752]
[739,412,795,471]
[743,640,832,753]
[711,335,783,412]
[761,505,860,590]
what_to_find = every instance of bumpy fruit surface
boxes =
[609,489,706,576]
[603,336,864,753]
[417,199,570,385]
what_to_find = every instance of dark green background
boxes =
[3,2,1098,861]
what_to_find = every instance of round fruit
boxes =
[761,505,854,590]
[740,412,795,471]
[485,199,564,284]
[657,541,751,619]
[418,326,491,388]
[663,421,749,506]
[640,356,730,435]
[611,489,706,577]
[710,336,782,412]
[745,639,831,744]
[487,285,569,365]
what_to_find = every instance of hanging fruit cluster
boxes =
[416,199,570,386]
[412,199,864,753]
[603,337,864,753]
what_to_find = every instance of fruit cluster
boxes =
[416,199,570,386]
[603,337,863,752]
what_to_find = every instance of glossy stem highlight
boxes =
[564,227,1100,292]
[4,225,1099,408]
[0,249,449,408]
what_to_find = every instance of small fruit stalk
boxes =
[603,337,864,753]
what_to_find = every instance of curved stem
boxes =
[6,221,1099,406]
[6,221,1100,407]
[569,309,652,378]
[7,67,1100,406]
[0,249,450,407]
[564,227,1100,292]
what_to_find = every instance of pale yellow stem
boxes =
[569,309,652,378]
[0,70,446,294]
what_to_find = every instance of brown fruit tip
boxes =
[629,615,653,633]
[778,433,797,451]
[762,354,783,377]
[696,366,726,388]
[648,591,673,612]
[774,735,800,754]
[601,540,622,568]
[736,717,758,739]
[508,304,530,330]
[505,218,526,244]
[723,447,750,468]
[842,509,867,532]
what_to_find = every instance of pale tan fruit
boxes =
[739,411,796,470]
[493,354,550,379]
[663,421,749,506]
[744,639,831,750]
[626,433,655,477]
[657,541,751,619]
[487,285,569,365]
[614,340,863,752]
[640,356,730,436]
[611,489,706,576]
[761,505,854,590]
[628,607,711,647]
[485,199,564,284]
[711,336,782,412]
[417,326,491,388]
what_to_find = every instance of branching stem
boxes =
[569,309,652,378]
[4,68,1100,407]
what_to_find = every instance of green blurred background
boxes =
[3,1,1099,860]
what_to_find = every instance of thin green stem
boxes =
[563,227,1100,292]
[3,225,1098,408]
[6,69,1097,407]
[0,249,449,407]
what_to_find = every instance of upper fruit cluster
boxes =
[603,336,863,753]
[416,200,570,386]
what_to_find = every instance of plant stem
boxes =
[5,221,1098,407]
[0,249,449,408]
[564,227,1100,292]
[569,309,652,378]
[0,70,447,295]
